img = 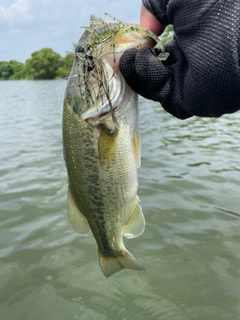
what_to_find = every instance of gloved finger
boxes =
[119,48,137,81]
[132,47,173,102]
[163,39,179,65]
[119,48,152,99]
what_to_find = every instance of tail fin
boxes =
[98,249,146,278]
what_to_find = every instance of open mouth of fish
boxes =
[80,60,126,121]
[98,110,112,117]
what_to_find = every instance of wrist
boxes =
[140,4,165,36]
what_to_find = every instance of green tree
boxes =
[26,48,63,79]
[9,60,27,79]
[0,61,14,80]
[57,42,77,78]
[57,53,74,78]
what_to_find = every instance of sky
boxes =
[0,0,142,63]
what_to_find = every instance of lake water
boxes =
[1,80,240,320]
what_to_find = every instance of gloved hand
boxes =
[120,41,192,119]
[119,47,171,101]
[119,1,240,120]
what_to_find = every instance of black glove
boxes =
[119,47,171,101]
[120,0,240,119]
[120,42,192,119]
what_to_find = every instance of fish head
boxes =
[64,14,167,129]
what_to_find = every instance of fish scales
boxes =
[63,14,167,277]
[63,96,139,256]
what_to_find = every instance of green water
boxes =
[1,81,240,320]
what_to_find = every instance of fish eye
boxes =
[75,45,84,53]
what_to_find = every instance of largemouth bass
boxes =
[62,14,168,277]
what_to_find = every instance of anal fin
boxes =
[67,187,91,236]
[123,196,145,239]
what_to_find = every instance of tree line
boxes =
[0,26,173,80]
[0,48,74,80]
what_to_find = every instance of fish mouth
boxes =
[81,61,126,121]
[81,103,119,120]
[87,106,119,124]
[99,110,113,117]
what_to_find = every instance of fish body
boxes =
[63,14,167,277]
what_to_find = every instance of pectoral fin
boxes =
[98,128,118,168]
[67,187,91,235]
[133,131,141,168]
[123,196,145,239]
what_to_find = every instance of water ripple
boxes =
[0,82,240,319]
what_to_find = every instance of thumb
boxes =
[120,48,152,99]
[132,47,173,102]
